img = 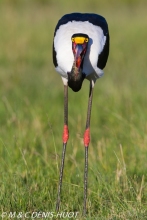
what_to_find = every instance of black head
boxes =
[68,71,86,92]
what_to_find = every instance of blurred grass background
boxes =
[0,0,147,219]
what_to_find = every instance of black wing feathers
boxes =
[54,13,108,36]
[53,42,58,67]
[97,33,110,69]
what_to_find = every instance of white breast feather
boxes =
[54,21,106,79]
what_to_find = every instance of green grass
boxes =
[0,0,147,219]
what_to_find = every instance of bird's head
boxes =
[68,33,89,92]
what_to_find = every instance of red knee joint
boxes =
[62,125,69,144]
[84,128,90,147]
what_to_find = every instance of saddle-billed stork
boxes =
[53,12,110,215]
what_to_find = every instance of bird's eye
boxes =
[85,38,88,43]
[72,38,75,42]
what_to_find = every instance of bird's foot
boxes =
[84,128,90,147]
[62,125,69,144]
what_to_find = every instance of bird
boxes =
[52,12,110,215]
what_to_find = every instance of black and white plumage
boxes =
[53,12,109,92]
[53,13,110,215]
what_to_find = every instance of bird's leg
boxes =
[56,85,69,211]
[83,81,93,216]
